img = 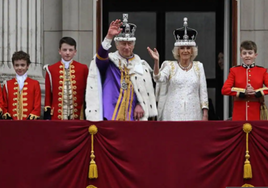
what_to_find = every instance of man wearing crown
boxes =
[85,14,157,121]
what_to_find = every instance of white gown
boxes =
[154,61,208,121]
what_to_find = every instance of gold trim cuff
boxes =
[3,112,12,119]
[28,114,40,120]
[96,53,108,60]
[44,106,51,112]
[231,87,245,92]
[255,87,268,92]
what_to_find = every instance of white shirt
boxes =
[16,72,28,90]
[62,58,72,69]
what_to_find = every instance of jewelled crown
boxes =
[173,17,198,47]
[114,13,137,42]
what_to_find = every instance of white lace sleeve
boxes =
[199,62,209,109]
[153,61,172,83]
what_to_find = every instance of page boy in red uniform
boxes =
[2,51,41,120]
[222,41,268,120]
[44,37,88,120]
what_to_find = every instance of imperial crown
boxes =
[173,17,198,47]
[114,13,137,42]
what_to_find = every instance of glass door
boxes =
[103,0,225,120]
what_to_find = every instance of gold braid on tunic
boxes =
[112,60,134,121]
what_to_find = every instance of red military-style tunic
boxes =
[222,64,268,120]
[2,77,41,120]
[44,61,88,120]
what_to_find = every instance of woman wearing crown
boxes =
[147,17,209,121]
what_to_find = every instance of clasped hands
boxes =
[245,84,256,95]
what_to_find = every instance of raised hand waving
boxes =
[106,19,123,39]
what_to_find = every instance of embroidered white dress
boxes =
[154,61,209,121]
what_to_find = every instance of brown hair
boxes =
[240,40,257,53]
[59,37,77,49]
[12,51,31,65]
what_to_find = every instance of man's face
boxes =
[178,46,192,61]
[13,59,29,76]
[59,43,77,61]
[116,41,135,58]
[240,49,257,65]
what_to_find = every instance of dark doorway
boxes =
[103,0,225,120]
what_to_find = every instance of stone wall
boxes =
[0,0,95,117]
[240,0,268,107]
[240,0,268,67]
[43,0,94,68]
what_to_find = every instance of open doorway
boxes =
[101,0,225,120]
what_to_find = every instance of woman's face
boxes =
[179,46,192,61]
[218,52,224,70]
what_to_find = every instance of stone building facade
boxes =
[0,0,268,118]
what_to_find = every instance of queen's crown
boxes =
[173,17,198,47]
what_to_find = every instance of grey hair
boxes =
[172,46,198,61]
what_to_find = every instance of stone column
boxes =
[0,0,43,80]
[61,0,94,64]
[0,0,45,112]
[240,0,268,67]
[240,0,268,107]
[1,0,95,118]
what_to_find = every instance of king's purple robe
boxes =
[96,45,138,120]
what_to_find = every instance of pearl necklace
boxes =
[178,62,192,71]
